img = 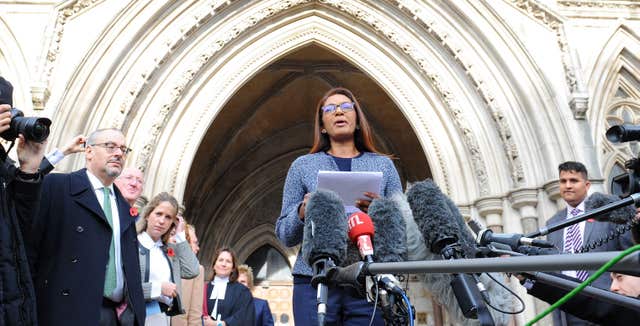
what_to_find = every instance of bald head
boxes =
[114,167,144,206]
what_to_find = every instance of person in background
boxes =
[544,161,633,326]
[114,167,144,207]
[171,221,205,326]
[136,192,200,325]
[0,76,48,326]
[202,247,255,326]
[237,264,274,326]
[275,87,402,325]
[28,128,145,325]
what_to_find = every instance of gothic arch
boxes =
[49,0,575,206]
[589,24,640,171]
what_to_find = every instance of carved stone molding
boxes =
[558,1,640,9]
[39,0,103,103]
[30,85,50,111]
[543,179,561,202]
[393,0,524,185]
[506,0,587,119]
[509,188,538,209]
[476,196,504,231]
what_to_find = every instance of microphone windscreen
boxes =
[585,192,636,224]
[347,212,375,243]
[301,189,348,266]
[406,179,461,253]
[368,197,407,262]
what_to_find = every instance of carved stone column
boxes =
[476,197,503,232]
[510,188,539,234]
[544,180,563,210]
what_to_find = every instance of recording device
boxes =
[301,189,348,326]
[607,124,640,197]
[406,180,494,325]
[347,212,374,263]
[0,77,51,143]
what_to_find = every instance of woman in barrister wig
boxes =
[202,247,255,326]
[136,192,200,325]
[275,87,402,325]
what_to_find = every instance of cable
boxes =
[526,243,640,325]
[579,218,639,253]
[401,292,414,326]
[482,272,525,314]
[368,275,379,326]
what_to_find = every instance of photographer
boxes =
[0,77,48,325]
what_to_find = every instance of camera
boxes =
[0,77,51,142]
[607,124,640,197]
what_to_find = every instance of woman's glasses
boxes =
[321,102,355,115]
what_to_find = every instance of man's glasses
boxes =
[89,142,132,155]
[321,102,355,115]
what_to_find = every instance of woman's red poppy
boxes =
[167,248,175,257]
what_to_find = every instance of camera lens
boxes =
[15,117,51,143]
[0,108,51,142]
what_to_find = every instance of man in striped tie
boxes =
[542,161,634,326]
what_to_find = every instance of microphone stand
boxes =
[526,193,640,238]
[523,272,640,311]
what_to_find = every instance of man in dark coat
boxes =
[0,99,47,325]
[28,128,145,325]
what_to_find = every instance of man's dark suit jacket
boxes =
[28,168,145,325]
[253,297,274,326]
[546,200,634,325]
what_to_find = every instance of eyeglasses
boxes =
[321,102,355,115]
[89,142,132,155]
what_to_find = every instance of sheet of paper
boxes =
[317,171,383,213]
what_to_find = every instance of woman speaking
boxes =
[275,87,402,325]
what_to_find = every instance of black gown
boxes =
[204,281,255,326]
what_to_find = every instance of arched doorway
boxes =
[184,44,430,323]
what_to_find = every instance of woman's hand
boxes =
[160,282,177,297]
[202,315,215,326]
[355,192,380,213]
[298,193,311,221]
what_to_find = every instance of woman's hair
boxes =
[237,264,254,289]
[210,247,239,282]
[135,192,179,244]
[310,87,384,155]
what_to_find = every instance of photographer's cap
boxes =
[0,76,13,106]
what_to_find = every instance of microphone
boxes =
[347,212,375,263]
[406,180,495,325]
[368,197,407,263]
[301,189,348,326]
[585,192,636,223]
[477,228,554,250]
[367,198,408,298]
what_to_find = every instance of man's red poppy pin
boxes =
[130,207,139,217]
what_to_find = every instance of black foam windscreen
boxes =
[301,189,348,266]
[406,179,461,254]
[585,192,636,224]
[368,197,407,262]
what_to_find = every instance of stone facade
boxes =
[1,1,639,325]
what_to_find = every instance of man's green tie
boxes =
[102,187,117,297]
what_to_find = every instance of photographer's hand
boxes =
[0,104,11,134]
[17,134,46,173]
